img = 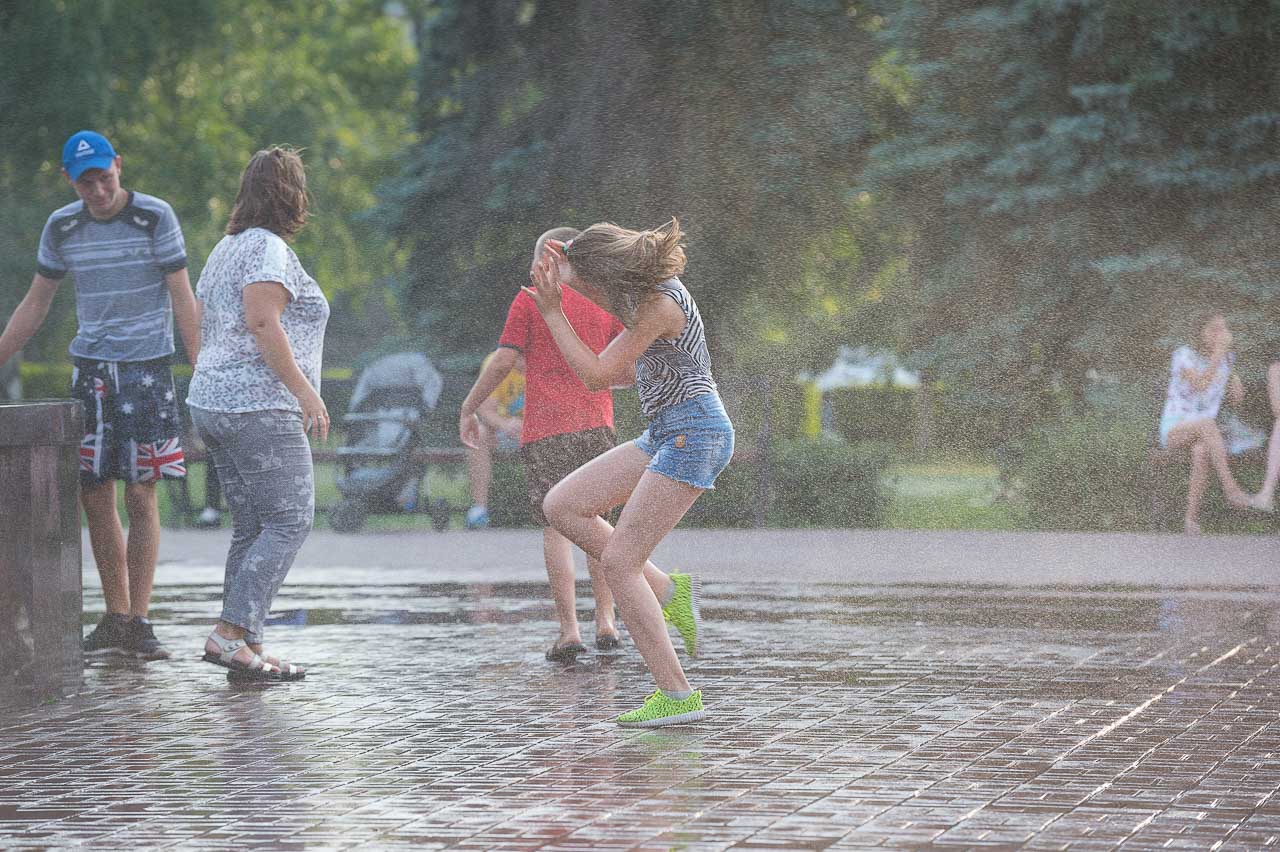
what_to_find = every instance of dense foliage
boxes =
[3,1,1276,452]
[864,0,1280,436]
[394,0,1279,443]
[390,0,891,379]
[0,0,416,365]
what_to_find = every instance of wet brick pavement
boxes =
[3,530,1280,849]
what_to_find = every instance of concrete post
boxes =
[0,400,83,706]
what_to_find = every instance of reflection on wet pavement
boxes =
[4,577,1280,848]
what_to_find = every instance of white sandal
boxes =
[202,632,282,681]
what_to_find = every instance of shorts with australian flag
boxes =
[72,355,186,487]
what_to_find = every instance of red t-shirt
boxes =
[498,287,625,445]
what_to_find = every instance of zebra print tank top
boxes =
[635,278,718,418]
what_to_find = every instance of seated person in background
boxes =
[1252,356,1280,512]
[1158,312,1255,535]
[465,351,524,528]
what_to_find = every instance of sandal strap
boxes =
[247,653,279,673]
[206,632,249,664]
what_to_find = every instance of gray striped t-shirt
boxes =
[37,191,188,362]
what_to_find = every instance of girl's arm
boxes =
[1227,372,1245,408]
[522,251,682,391]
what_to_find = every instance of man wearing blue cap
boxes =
[0,130,200,661]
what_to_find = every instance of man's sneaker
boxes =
[125,617,171,661]
[465,505,489,529]
[196,506,222,527]
[83,613,130,657]
[661,573,702,657]
[617,690,706,728]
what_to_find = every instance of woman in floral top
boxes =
[188,147,330,681]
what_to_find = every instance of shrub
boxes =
[825,385,917,448]
[768,438,892,528]
[681,454,761,528]
[1019,414,1151,531]
[488,435,892,529]
[17,362,72,399]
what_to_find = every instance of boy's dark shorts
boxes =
[72,355,186,487]
[520,426,619,526]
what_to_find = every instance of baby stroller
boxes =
[330,352,446,533]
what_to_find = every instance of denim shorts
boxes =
[633,393,735,490]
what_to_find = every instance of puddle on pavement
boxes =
[96,579,1280,640]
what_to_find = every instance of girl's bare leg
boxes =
[543,527,582,646]
[1261,364,1280,506]
[1184,442,1209,534]
[543,443,694,691]
[592,472,702,692]
[543,442,677,598]
[1166,419,1250,507]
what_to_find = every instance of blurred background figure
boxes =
[465,351,525,529]
[1157,312,1253,535]
[1252,356,1280,512]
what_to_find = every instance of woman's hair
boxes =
[1188,309,1225,356]
[562,218,686,325]
[225,146,309,239]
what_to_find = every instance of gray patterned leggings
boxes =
[190,407,314,643]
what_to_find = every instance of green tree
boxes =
[863,0,1280,441]
[0,0,416,367]
[390,0,889,386]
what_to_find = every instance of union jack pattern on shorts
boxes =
[133,438,187,482]
[71,355,184,485]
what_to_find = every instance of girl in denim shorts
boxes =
[522,218,734,728]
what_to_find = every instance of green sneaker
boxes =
[661,573,702,657]
[617,689,706,727]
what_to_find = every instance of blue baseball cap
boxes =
[61,130,117,180]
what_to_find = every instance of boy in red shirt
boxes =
[459,227,626,661]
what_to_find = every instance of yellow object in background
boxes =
[803,380,822,439]
[481,352,525,418]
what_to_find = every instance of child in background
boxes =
[459,227,625,661]
[464,351,525,529]
[526,218,733,727]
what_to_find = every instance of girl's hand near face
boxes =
[521,247,564,317]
